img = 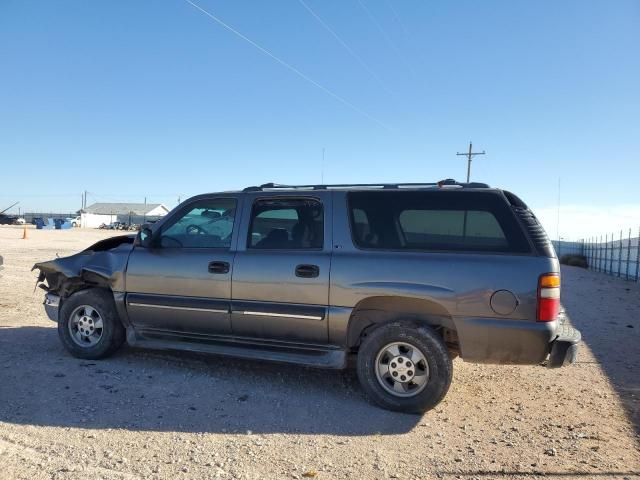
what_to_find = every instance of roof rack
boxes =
[242,179,490,192]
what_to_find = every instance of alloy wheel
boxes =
[374,341,429,397]
[68,305,104,347]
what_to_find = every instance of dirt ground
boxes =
[0,226,638,480]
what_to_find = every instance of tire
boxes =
[58,288,125,359]
[356,321,453,413]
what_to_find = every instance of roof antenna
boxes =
[321,147,325,184]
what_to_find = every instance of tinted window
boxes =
[249,198,323,249]
[398,210,506,246]
[352,208,371,241]
[348,191,530,253]
[159,198,236,248]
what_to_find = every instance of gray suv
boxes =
[35,180,581,413]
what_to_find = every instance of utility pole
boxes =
[456,141,485,182]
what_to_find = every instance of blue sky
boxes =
[1,1,639,239]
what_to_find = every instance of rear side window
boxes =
[348,191,530,253]
[248,198,323,249]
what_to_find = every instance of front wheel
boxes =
[357,322,453,413]
[58,289,125,359]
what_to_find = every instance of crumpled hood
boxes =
[33,235,135,297]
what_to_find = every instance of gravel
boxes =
[0,226,638,479]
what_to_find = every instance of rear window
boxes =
[348,191,530,253]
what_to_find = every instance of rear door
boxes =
[230,193,332,343]
[125,195,241,336]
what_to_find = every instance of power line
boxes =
[456,141,486,182]
[383,0,410,39]
[297,0,395,96]
[356,0,415,76]
[183,0,391,130]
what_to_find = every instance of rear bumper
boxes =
[43,293,60,322]
[547,323,581,368]
[454,317,581,366]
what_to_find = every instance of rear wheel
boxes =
[357,322,453,413]
[58,289,125,359]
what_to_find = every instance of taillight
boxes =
[537,273,560,322]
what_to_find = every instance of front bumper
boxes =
[43,293,60,322]
[547,323,581,368]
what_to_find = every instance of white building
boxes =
[81,203,170,228]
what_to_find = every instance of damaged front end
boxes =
[33,235,135,322]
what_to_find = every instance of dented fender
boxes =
[33,234,135,298]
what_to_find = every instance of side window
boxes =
[398,210,507,249]
[248,198,323,249]
[352,208,377,247]
[159,198,236,248]
[348,191,530,253]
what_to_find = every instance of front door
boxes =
[125,196,240,336]
[231,194,332,344]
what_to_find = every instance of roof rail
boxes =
[242,179,490,192]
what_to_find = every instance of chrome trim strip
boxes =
[128,302,228,314]
[240,310,323,321]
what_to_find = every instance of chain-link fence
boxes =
[553,230,640,282]
[553,240,584,258]
[23,212,78,223]
[583,230,640,282]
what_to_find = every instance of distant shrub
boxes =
[559,254,588,268]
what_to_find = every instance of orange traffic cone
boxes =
[22,226,28,240]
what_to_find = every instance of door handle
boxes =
[208,261,230,274]
[295,264,320,278]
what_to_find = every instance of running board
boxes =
[127,328,347,369]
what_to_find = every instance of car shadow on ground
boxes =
[559,266,640,438]
[0,326,420,435]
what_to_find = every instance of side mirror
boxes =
[138,226,153,248]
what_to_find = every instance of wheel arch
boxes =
[60,285,130,328]
[345,295,456,349]
[57,286,127,359]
